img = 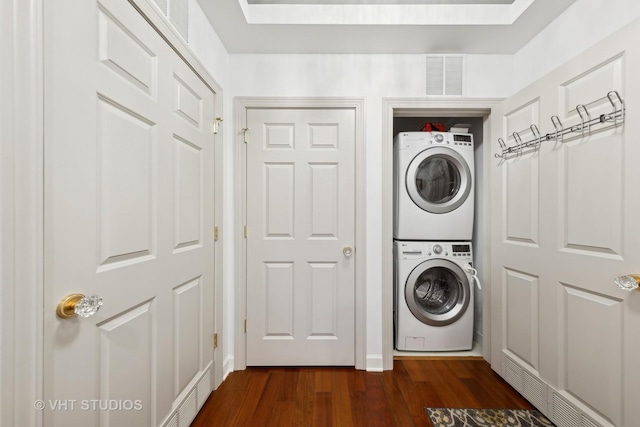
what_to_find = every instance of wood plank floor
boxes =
[191,357,533,426]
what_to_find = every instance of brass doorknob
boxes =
[614,275,640,292]
[56,294,103,318]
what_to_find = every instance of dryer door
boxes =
[405,259,471,326]
[406,146,471,214]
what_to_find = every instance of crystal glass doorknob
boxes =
[614,274,640,292]
[56,293,103,319]
[343,246,353,258]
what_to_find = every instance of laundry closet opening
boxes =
[392,112,487,357]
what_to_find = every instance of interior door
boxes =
[245,108,356,366]
[44,0,216,425]
[490,20,640,426]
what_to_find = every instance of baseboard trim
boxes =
[223,356,234,381]
[366,354,384,372]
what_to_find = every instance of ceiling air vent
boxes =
[426,55,465,96]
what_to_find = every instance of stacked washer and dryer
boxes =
[393,131,477,351]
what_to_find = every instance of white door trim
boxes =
[2,1,225,424]
[381,98,502,370]
[234,97,366,370]
[1,0,44,425]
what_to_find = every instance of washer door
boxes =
[405,259,471,326]
[406,146,471,214]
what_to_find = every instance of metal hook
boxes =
[576,104,591,136]
[607,90,625,124]
[513,131,523,156]
[530,124,542,148]
[495,137,507,159]
[551,115,563,143]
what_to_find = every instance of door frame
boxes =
[381,98,501,370]
[234,97,366,370]
[2,1,225,424]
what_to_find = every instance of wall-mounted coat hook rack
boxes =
[494,90,625,160]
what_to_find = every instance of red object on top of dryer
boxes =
[420,122,445,132]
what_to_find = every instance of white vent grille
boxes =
[581,416,598,427]
[552,392,580,427]
[169,0,189,41]
[503,354,523,392]
[426,56,444,96]
[426,55,465,96]
[445,56,464,95]
[164,413,178,427]
[196,367,212,410]
[179,389,198,426]
[523,370,546,411]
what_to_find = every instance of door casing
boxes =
[381,98,501,370]
[234,98,366,370]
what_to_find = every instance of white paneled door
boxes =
[490,20,640,427]
[44,0,216,425]
[245,108,356,366]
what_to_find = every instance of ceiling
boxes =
[198,0,577,54]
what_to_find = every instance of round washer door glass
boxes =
[406,147,471,214]
[405,259,470,326]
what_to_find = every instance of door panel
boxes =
[491,19,640,427]
[44,0,216,425]
[504,269,538,370]
[559,129,623,257]
[246,108,355,366]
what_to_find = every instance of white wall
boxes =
[229,54,512,366]
[184,0,640,373]
[513,0,640,91]
[188,0,229,89]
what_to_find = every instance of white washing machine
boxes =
[394,131,474,241]
[394,240,474,351]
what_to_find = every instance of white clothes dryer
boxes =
[394,240,474,351]
[394,131,474,241]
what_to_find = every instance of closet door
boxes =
[43,0,216,425]
[490,20,640,427]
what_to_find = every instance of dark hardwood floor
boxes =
[191,357,532,426]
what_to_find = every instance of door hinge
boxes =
[213,116,223,134]
[244,319,247,333]
[213,333,218,349]
[241,127,249,144]
[244,225,248,238]
[214,226,219,242]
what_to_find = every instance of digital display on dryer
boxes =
[453,134,472,142]
[452,245,470,253]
